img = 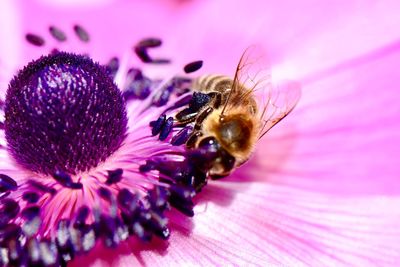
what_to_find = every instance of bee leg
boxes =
[175,108,199,125]
[170,126,193,146]
[207,92,222,109]
[186,131,202,148]
[194,106,214,130]
[175,92,214,125]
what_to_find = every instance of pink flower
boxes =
[1,0,400,266]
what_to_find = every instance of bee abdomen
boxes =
[193,75,233,94]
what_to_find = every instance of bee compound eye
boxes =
[198,137,220,152]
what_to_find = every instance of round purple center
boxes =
[5,52,127,175]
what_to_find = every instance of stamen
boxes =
[137,38,162,48]
[123,68,152,100]
[73,206,89,228]
[22,192,40,204]
[106,169,123,185]
[53,171,83,189]
[0,174,17,193]
[106,57,120,79]
[49,26,67,42]
[159,117,174,141]
[150,114,167,136]
[171,126,193,146]
[25,33,45,47]
[28,180,56,195]
[183,60,203,73]
[73,25,90,42]
[168,185,195,217]
[1,199,20,223]
[134,38,170,64]
[152,83,173,106]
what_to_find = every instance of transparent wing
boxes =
[259,80,301,138]
[224,46,301,137]
[221,46,271,115]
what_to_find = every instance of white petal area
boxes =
[191,182,400,266]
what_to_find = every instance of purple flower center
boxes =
[4,52,127,175]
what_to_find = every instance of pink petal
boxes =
[70,226,265,266]
[193,183,400,266]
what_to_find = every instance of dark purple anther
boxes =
[5,53,127,175]
[123,77,152,100]
[74,206,89,228]
[53,171,83,189]
[117,189,135,209]
[137,38,162,48]
[22,191,40,203]
[49,26,67,42]
[127,68,143,80]
[25,33,45,46]
[106,168,123,185]
[21,206,40,220]
[97,214,119,248]
[151,58,171,64]
[168,185,195,217]
[106,57,119,79]
[53,170,73,184]
[147,186,169,210]
[134,47,152,63]
[151,114,166,136]
[152,85,173,107]
[168,195,194,217]
[171,126,192,146]
[0,174,18,192]
[140,210,169,240]
[0,223,21,244]
[28,180,56,195]
[134,38,170,64]
[139,160,156,173]
[183,60,203,73]
[1,199,20,221]
[159,117,174,141]
[157,227,170,240]
[73,24,90,42]
[98,187,112,202]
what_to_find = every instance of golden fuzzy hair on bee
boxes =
[199,105,261,165]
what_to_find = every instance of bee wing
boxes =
[259,80,301,138]
[222,46,271,114]
[222,46,301,134]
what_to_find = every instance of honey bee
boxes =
[175,48,301,179]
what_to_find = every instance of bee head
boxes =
[190,137,236,179]
[217,114,254,153]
